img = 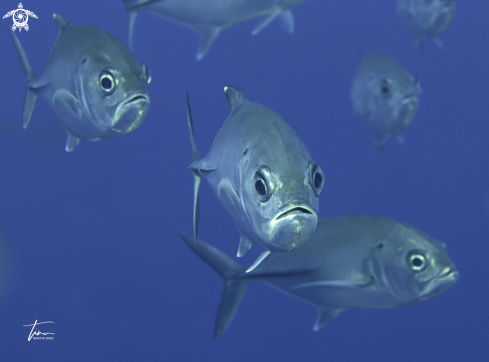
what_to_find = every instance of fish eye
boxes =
[310,163,324,197]
[141,64,151,84]
[408,252,427,271]
[380,79,393,98]
[253,167,273,202]
[99,71,116,94]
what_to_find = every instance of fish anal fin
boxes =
[22,88,37,129]
[65,133,81,152]
[313,308,342,331]
[53,14,70,32]
[237,233,254,257]
[277,9,294,33]
[194,25,221,61]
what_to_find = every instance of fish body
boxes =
[124,0,307,59]
[397,0,456,48]
[181,216,459,339]
[350,53,421,150]
[8,14,151,151]
[186,86,323,267]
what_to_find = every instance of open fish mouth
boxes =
[123,94,150,105]
[113,93,150,133]
[396,95,419,127]
[276,206,314,220]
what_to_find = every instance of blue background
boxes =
[0,0,487,361]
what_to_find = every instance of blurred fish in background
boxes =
[397,0,456,49]
[123,0,307,60]
[350,53,421,153]
[181,216,459,340]
[186,86,324,271]
[8,13,151,152]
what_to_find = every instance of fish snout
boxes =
[397,95,419,128]
[422,266,459,301]
[113,93,150,133]
[265,204,318,252]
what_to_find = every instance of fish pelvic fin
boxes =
[127,10,137,51]
[8,25,38,129]
[252,9,295,36]
[194,25,221,61]
[53,14,70,33]
[313,308,342,331]
[180,233,249,340]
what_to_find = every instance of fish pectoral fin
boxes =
[65,133,81,152]
[313,308,342,331]
[52,89,83,121]
[194,25,221,61]
[246,251,271,273]
[291,279,374,290]
[395,135,405,145]
[251,11,281,35]
[237,233,254,257]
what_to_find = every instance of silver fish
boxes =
[181,215,459,340]
[397,0,456,48]
[8,13,151,152]
[123,0,307,60]
[186,86,323,270]
[350,53,421,151]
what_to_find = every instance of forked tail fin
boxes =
[180,234,249,340]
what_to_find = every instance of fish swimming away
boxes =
[181,215,459,340]
[186,86,324,270]
[8,13,151,152]
[397,0,456,49]
[123,0,307,60]
[350,53,421,152]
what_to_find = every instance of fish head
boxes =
[370,224,458,304]
[239,133,323,252]
[77,47,151,136]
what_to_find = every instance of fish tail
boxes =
[180,234,249,340]
[185,93,202,243]
[8,26,38,129]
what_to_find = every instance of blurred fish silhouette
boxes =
[181,216,459,340]
[123,0,307,60]
[186,86,323,271]
[8,13,151,152]
[350,53,421,152]
[397,0,456,49]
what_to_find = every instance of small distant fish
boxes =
[123,0,307,60]
[397,0,456,48]
[181,216,459,340]
[186,86,323,271]
[350,53,421,151]
[8,14,151,152]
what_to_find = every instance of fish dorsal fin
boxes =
[53,14,70,32]
[313,308,342,331]
[224,86,246,117]
[237,233,254,257]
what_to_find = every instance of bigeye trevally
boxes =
[350,53,421,152]
[123,0,307,60]
[181,216,459,340]
[397,0,456,49]
[8,13,151,152]
[186,86,324,270]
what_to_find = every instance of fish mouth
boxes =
[431,3,456,31]
[265,205,318,252]
[276,207,314,220]
[422,267,459,300]
[113,93,150,133]
[396,95,419,128]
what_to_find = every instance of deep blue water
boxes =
[0,0,487,361]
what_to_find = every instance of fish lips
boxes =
[396,95,419,128]
[421,266,459,301]
[112,93,150,133]
[265,204,318,252]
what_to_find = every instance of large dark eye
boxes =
[141,64,151,84]
[99,72,116,94]
[381,79,393,98]
[253,167,273,202]
[310,164,324,196]
[408,252,427,271]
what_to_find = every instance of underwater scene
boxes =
[0,0,487,360]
